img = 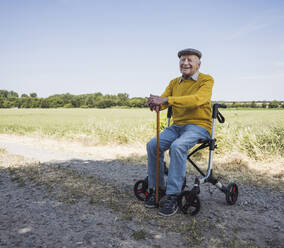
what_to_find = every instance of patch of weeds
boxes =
[8,167,17,175]
[273,173,284,179]
[131,229,147,240]
[10,175,22,182]
[244,240,261,248]
[0,148,6,154]
[59,191,80,204]
[208,222,217,230]
[216,217,223,223]
[187,218,205,245]
[214,223,244,248]
[105,197,121,211]
[116,134,128,144]
[9,173,26,187]
[233,226,240,234]
[127,201,157,223]
[89,196,99,205]
[17,181,26,187]
[228,237,239,248]
[119,214,133,221]
[168,217,205,246]
[116,154,147,165]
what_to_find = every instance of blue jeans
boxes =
[146,124,210,195]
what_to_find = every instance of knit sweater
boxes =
[161,72,214,133]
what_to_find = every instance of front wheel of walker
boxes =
[133,177,149,201]
[178,190,201,216]
[225,183,238,205]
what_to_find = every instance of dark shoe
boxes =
[145,189,165,208]
[158,195,178,216]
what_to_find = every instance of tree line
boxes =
[0,90,283,109]
[225,100,284,109]
[0,90,147,108]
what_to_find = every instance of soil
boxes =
[0,134,283,248]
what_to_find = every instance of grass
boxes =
[131,230,147,240]
[213,110,284,160]
[0,108,283,157]
[0,108,155,144]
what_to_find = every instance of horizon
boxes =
[1,0,284,101]
[1,88,283,102]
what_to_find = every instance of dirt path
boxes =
[0,134,146,162]
[0,134,283,247]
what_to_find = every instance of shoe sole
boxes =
[157,207,178,217]
[145,204,158,208]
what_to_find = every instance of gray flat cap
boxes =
[178,48,202,59]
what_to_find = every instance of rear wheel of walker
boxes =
[179,191,201,216]
[134,178,149,201]
[226,183,238,205]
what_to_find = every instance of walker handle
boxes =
[212,103,226,122]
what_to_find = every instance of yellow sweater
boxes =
[161,73,214,133]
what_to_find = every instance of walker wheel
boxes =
[226,183,238,205]
[178,190,201,216]
[134,177,149,201]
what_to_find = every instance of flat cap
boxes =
[178,48,202,59]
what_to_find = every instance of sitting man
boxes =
[146,48,214,216]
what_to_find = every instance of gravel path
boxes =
[0,170,187,248]
[0,136,284,247]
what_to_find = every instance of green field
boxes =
[0,108,283,161]
[0,108,155,144]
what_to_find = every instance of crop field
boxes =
[0,108,283,159]
[0,108,155,145]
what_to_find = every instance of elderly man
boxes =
[146,48,214,216]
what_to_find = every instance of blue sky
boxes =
[1,0,284,101]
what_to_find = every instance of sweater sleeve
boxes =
[168,77,214,109]
[159,80,174,110]
[161,80,173,98]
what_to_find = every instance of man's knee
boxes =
[170,141,187,154]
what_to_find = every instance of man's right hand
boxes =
[148,102,161,112]
[148,94,165,112]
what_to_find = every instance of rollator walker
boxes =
[134,103,239,215]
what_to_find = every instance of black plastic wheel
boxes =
[226,183,238,205]
[178,190,201,216]
[134,177,149,201]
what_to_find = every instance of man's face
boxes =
[179,55,200,77]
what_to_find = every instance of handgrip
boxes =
[212,103,227,119]
[217,112,225,123]
[217,103,227,109]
